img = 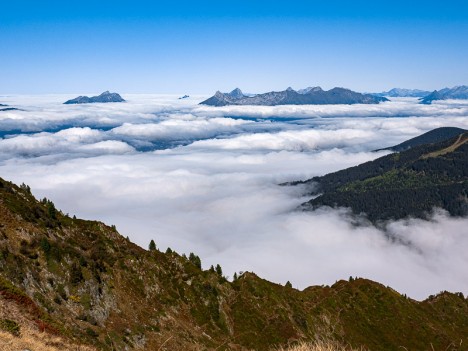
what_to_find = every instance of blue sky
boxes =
[1,0,468,94]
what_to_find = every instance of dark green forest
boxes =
[296,132,468,222]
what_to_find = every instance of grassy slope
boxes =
[0,178,467,350]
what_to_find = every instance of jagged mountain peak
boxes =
[200,86,387,106]
[419,85,468,104]
[228,88,244,99]
[64,91,125,104]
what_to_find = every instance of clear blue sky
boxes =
[1,0,468,94]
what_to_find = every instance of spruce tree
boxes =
[189,252,202,269]
[148,239,156,251]
[215,264,223,277]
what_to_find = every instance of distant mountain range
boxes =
[291,127,468,222]
[200,87,388,106]
[372,88,431,98]
[64,91,125,104]
[419,85,468,104]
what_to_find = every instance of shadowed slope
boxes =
[297,131,468,222]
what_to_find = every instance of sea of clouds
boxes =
[1,94,468,299]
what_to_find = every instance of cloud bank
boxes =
[1,94,468,300]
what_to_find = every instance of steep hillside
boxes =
[0,177,467,350]
[377,127,467,152]
[297,132,468,222]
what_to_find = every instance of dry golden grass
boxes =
[0,327,97,351]
[422,133,468,159]
[276,340,364,351]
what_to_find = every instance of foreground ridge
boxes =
[0,177,467,350]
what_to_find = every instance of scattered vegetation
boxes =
[0,177,467,350]
[275,340,365,351]
[0,319,20,336]
[0,327,96,351]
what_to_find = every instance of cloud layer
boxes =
[1,94,468,299]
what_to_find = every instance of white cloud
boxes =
[188,128,377,151]
[0,95,467,300]
[0,127,133,159]
[111,117,249,141]
[192,98,468,120]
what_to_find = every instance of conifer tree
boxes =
[215,264,223,277]
[149,239,156,251]
[189,252,202,269]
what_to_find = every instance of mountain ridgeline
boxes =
[372,88,431,98]
[0,176,467,350]
[369,85,468,103]
[419,85,468,104]
[295,128,468,222]
[377,127,467,152]
[200,87,388,106]
[64,91,125,104]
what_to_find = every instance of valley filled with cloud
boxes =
[1,94,468,299]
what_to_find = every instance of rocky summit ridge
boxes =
[200,87,388,106]
[64,91,125,104]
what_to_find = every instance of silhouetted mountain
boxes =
[200,87,388,106]
[293,130,468,222]
[64,91,125,104]
[377,127,467,152]
[0,107,20,111]
[0,103,20,111]
[1,176,467,350]
[178,95,190,99]
[372,88,431,98]
[420,85,468,104]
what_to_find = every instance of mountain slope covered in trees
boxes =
[297,131,468,222]
[377,127,467,152]
[0,177,467,350]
